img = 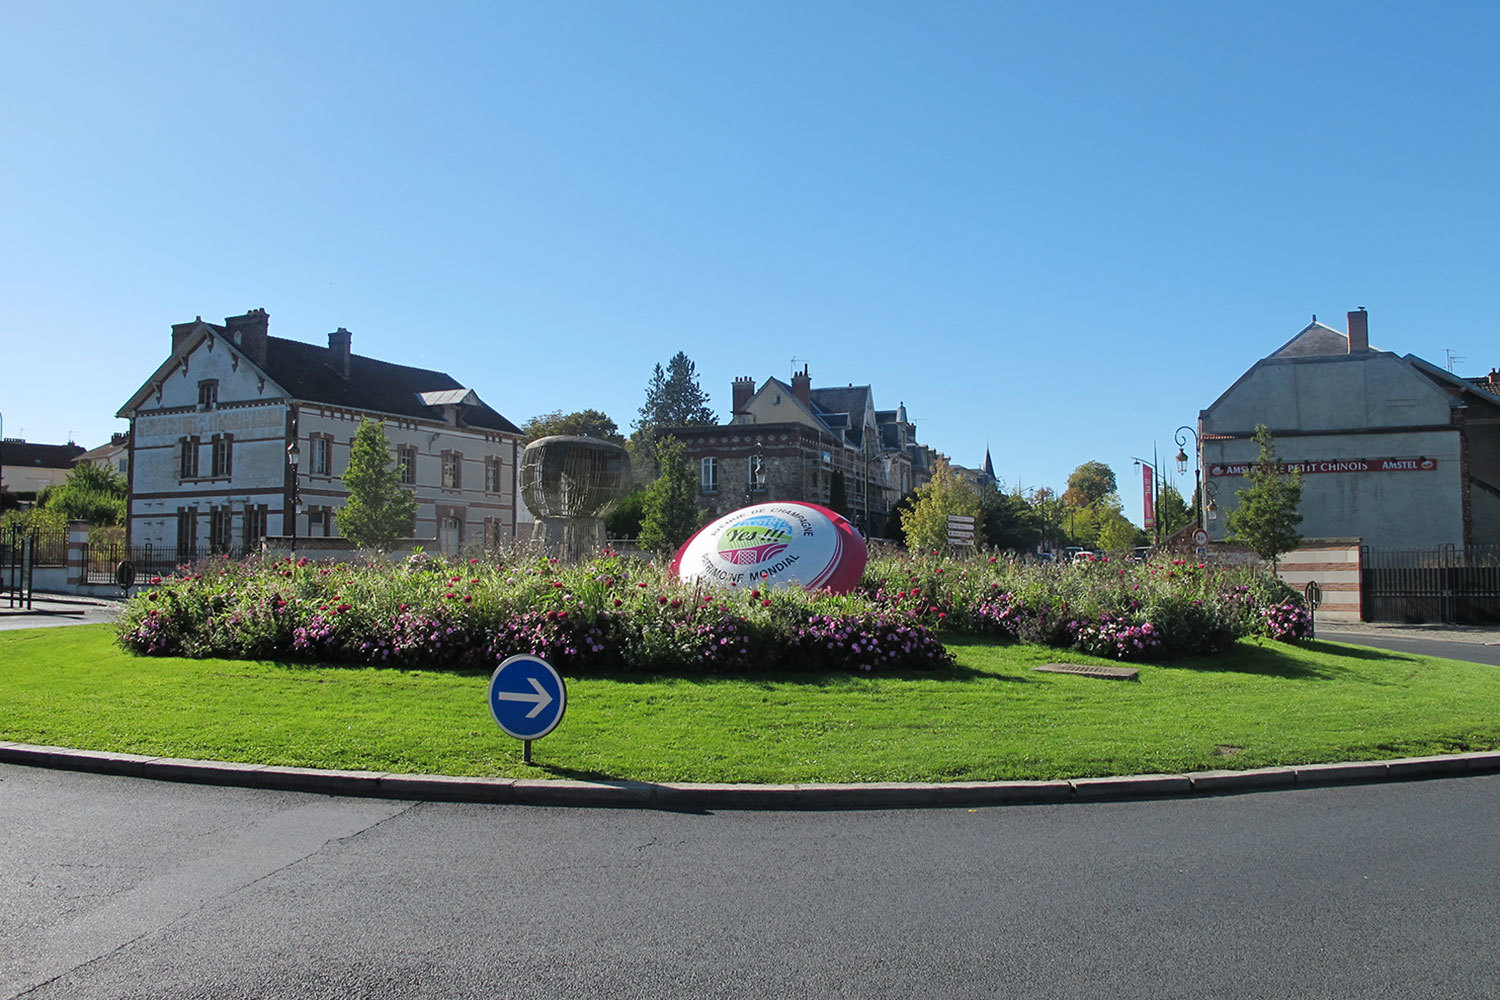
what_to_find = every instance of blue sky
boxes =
[4,1,1496,525]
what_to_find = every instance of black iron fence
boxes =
[1361,544,1500,624]
[2,526,37,608]
[82,543,248,585]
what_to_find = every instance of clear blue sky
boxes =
[4,1,1496,526]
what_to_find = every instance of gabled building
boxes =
[118,309,523,557]
[1,439,85,498]
[1200,309,1500,550]
[75,433,130,479]
[663,366,933,535]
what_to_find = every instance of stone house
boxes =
[662,366,943,536]
[117,309,524,557]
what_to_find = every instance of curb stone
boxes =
[0,742,1497,809]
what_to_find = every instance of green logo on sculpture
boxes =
[716,515,794,566]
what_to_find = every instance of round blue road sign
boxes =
[488,655,567,741]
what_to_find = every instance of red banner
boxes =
[1142,464,1155,529]
[1208,457,1438,477]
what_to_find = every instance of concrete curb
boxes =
[3,740,1498,809]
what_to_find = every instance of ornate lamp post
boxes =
[286,437,301,554]
[1175,424,1203,531]
[744,441,764,506]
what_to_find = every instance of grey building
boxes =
[1200,309,1500,550]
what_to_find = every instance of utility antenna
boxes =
[790,357,809,378]
[1444,349,1465,373]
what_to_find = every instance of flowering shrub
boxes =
[117,546,1311,672]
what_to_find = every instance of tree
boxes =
[338,418,417,551]
[630,352,718,479]
[37,463,127,526]
[522,409,625,446]
[899,460,982,551]
[1098,509,1146,552]
[979,489,1040,552]
[1226,424,1304,568]
[638,436,702,553]
[604,488,647,539]
[1063,461,1117,509]
[1155,482,1193,539]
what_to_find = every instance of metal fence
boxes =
[1361,544,1500,624]
[81,543,248,585]
[2,526,37,608]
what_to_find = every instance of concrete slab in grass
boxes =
[1033,663,1140,681]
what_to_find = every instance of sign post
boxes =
[488,654,568,765]
[946,514,976,548]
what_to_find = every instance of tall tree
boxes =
[828,470,850,517]
[1226,424,1304,568]
[1063,460,1117,509]
[338,418,417,551]
[38,463,127,526]
[638,436,702,553]
[522,409,625,445]
[1155,482,1193,539]
[899,460,982,551]
[631,353,717,479]
[979,489,1040,552]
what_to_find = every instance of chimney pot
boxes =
[791,366,812,408]
[224,308,270,367]
[328,327,352,378]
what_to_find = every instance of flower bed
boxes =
[117,548,1310,672]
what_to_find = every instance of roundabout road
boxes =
[4,763,1499,999]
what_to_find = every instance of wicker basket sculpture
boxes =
[519,435,632,561]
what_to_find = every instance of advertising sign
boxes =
[1142,464,1156,530]
[1208,457,1438,477]
[670,502,867,593]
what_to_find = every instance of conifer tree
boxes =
[338,418,417,551]
[1226,424,1304,568]
[638,436,701,553]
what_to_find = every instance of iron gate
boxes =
[1361,544,1500,624]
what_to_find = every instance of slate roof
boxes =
[1,441,85,469]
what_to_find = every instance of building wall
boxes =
[1203,353,1467,549]
[127,332,522,555]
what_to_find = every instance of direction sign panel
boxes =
[488,655,567,741]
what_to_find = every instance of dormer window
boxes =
[198,380,219,410]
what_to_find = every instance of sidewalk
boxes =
[1315,620,1500,645]
[0,594,126,630]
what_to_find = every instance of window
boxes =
[309,435,331,476]
[485,455,503,494]
[209,505,232,553]
[179,436,200,479]
[210,433,233,478]
[701,457,718,493]
[245,504,267,549]
[398,445,417,485]
[307,506,332,537]
[198,380,218,410]
[442,450,462,489]
[176,507,198,558]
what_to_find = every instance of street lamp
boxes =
[1203,481,1219,523]
[1131,451,1169,547]
[1174,424,1204,531]
[286,437,301,553]
[744,441,764,506]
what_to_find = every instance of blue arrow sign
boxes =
[488,655,567,741]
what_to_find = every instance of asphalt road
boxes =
[1319,632,1500,666]
[5,764,1499,999]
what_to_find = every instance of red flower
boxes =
[446,592,456,599]
[470,577,479,584]
[670,598,682,608]
[763,599,771,607]
[637,581,648,588]
[613,599,622,607]
[469,558,479,564]
[658,596,668,604]
[552,581,563,589]
[462,595,472,603]
[337,603,351,612]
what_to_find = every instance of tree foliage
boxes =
[1063,460,1117,509]
[36,462,127,526]
[979,489,1040,551]
[899,460,982,551]
[1155,482,1193,539]
[630,352,717,480]
[1226,424,1304,566]
[638,436,702,553]
[828,470,849,517]
[338,418,417,551]
[522,409,625,446]
[605,488,647,539]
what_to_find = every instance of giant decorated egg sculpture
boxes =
[670,502,867,593]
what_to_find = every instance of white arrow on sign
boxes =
[494,676,553,719]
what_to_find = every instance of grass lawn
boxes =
[2,624,1498,783]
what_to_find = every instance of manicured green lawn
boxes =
[2,624,1497,783]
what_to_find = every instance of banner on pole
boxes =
[1142,464,1156,530]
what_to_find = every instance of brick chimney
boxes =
[171,318,201,354]
[328,327,352,378]
[225,308,269,367]
[1347,307,1369,353]
[731,376,755,416]
[791,364,812,408]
